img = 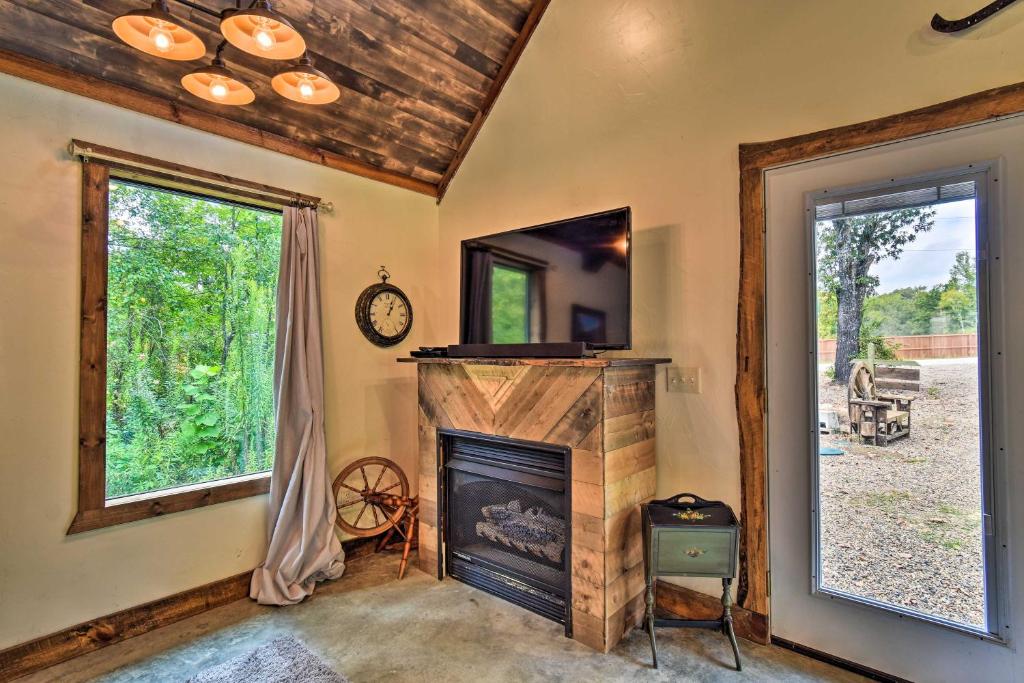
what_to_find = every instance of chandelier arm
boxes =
[171,0,222,19]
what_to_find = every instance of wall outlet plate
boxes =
[666,366,701,393]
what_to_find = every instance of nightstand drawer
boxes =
[653,529,735,576]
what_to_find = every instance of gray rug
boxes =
[186,636,348,683]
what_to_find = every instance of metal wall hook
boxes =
[931,0,1019,32]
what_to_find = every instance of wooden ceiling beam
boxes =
[435,0,550,202]
[0,48,439,197]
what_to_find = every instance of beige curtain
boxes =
[250,206,345,605]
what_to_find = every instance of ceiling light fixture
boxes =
[113,1,328,106]
[271,55,340,105]
[111,0,206,60]
[220,0,306,60]
[181,53,255,105]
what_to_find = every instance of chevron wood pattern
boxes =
[411,358,666,653]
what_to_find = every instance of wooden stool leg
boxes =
[722,578,741,671]
[398,505,418,580]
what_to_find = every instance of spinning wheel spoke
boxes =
[353,503,369,526]
[337,498,362,510]
[359,466,370,490]
[371,505,381,525]
[339,482,362,494]
[379,480,401,493]
[371,465,387,492]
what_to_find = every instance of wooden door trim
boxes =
[735,80,1024,640]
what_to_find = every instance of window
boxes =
[809,170,997,634]
[69,146,310,534]
[105,181,281,498]
[490,263,530,343]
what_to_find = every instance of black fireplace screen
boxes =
[441,432,571,632]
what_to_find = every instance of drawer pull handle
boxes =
[686,547,706,558]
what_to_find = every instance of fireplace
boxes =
[440,430,572,633]
[407,357,667,652]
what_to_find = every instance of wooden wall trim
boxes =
[78,162,110,515]
[735,79,1024,634]
[72,139,322,208]
[0,538,379,682]
[434,0,551,202]
[0,49,438,199]
[739,81,1024,173]
[655,580,768,645]
[0,570,253,682]
[68,473,272,535]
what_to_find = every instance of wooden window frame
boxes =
[734,81,1024,643]
[69,143,317,534]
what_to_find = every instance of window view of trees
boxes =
[105,181,281,498]
[818,250,978,340]
[816,207,935,383]
[491,264,529,343]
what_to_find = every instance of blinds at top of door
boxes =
[815,180,975,221]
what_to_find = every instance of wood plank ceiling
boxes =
[0,0,550,199]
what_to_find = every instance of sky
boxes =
[870,199,976,292]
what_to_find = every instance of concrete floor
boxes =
[22,553,867,683]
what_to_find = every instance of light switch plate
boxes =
[666,366,701,393]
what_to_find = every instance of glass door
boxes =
[765,116,1020,681]
[811,174,993,632]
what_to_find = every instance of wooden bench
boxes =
[848,361,915,446]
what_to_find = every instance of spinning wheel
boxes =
[332,457,410,537]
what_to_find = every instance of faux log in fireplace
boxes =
[399,356,670,653]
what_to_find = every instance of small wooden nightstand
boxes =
[641,493,742,670]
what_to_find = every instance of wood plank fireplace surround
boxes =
[400,357,669,653]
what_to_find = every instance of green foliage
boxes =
[858,321,901,360]
[817,290,837,339]
[105,182,281,498]
[819,250,978,339]
[816,208,937,302]
[491,264,529,343]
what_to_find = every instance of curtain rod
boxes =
[68,139,331,212]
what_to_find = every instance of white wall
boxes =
[0,74,439,648]
[437,0,1024,601]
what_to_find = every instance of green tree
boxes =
[817,207,935,383]
[105,182,281,497]
[939,251,977,333]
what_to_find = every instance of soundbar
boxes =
[447,342,593,359]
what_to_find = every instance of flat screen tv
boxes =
[459,207,631,350]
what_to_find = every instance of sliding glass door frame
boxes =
[802,161,1010,641]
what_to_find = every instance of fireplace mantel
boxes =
[402,356,669,653]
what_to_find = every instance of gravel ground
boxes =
[817,360,986,628]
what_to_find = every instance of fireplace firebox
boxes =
[440,430,572,634]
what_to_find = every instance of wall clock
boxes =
[355,267,413,347]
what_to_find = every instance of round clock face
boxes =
[355,282,413,347]
[369,290,409,338]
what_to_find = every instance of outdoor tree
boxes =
[817,208,935,384]
[939,250,977,333]
[105,182,281,497]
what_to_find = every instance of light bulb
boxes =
[209,78,229,101]
[298,77,315,100]
[253,18,276,51]
[149,21,174,53]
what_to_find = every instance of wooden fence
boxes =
[818,333,977,361]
